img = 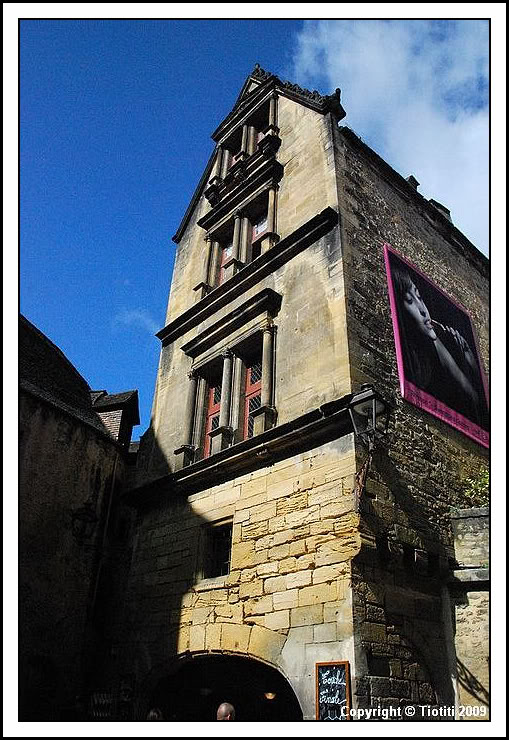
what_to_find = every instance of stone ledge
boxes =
[194,577,228,592]
[450,567,489,584]
[450,507,489,519]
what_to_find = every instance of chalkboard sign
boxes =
[315,661,351,720]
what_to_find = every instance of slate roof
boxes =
[92,389,140,425]
[19,314,140,436]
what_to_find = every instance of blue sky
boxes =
[19,17,492,442]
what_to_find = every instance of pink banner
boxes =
[384,244,489,448]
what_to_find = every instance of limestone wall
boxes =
[116,439,359,719]
[450,508,489,718]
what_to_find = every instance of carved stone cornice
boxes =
[181,288,283,359]
[213,65,346,144]
[125,393,355,500]
[157,207,339,347]
[197,157,284,234]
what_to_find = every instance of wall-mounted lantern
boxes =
[348,383,390,452]
[71,501,98,543]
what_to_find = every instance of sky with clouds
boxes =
[14,13,499,444]
[292,19,489,253]
[6,8,507,738]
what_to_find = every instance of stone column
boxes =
[220,149,230,179]
[209,350,235,455]
[258,94,281,156]
[239,123,249,158]
[174,370,198,469]
[204,147,224,205]
[248,125,257,155]
[193,235,213,300]
[239,215,250,263]
[269,93,278,130]
[210,146,224,182]
[261,325,274,408]
[208,239,221,288]
[230,356,244,442]
[253,324,277,436]
[222,212,244,281]
[259,184,280,254]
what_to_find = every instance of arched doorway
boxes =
[148,654,303,721]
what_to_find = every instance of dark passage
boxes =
[150,654,303,721]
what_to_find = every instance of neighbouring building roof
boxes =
[19,314,140,439]
[92,389,140,426]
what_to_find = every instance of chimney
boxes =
[406,175,420,190]
[428,198,452,223]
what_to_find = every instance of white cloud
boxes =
[291,20,489,255]
[113,308,159,335]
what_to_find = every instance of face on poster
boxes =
[384,244,489,448]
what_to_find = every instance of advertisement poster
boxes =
[384,244,489,447]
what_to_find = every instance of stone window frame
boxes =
[195,187,278,300]
[174,293,279,470]
[196,516,234,583]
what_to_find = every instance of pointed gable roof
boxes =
[172,65,346,244]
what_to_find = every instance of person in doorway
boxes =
[146,707,165,720]
[216,702,235,721]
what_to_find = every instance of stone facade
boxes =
[448,508,489,719]
[19,316,139,720]
[94,67,488,721]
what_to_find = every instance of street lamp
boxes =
[348,383,390,452]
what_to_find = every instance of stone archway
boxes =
[148,653,303,722]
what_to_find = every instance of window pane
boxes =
[254,217,268,236]
[249,362,262,385]
[213,385,222,405]
[203,524,232,578]
[247,393,261,438]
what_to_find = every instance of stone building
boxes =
[19,315,139,720]
[81,66,490,721]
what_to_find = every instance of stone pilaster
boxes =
[174,370,198,469]
[223,212,244,280]
[210,350,234,455]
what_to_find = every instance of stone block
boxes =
[205,623,222,650]
[264,610,290,631]
[288,539,307,557]
[285,505,321,527]
[176,625,190,654]
[263,576,287,594]
[221,623,251,653]
[321,499,354,519]
[242,520,269,539]
[298,582,337,606]
[257,562,279,576]
[248,625,287,664]
[249,501,277,524]
[273,589,299,611]
[268,543,290,561]
[191,606,213,625]
[230,540,256,570]
[312,564,349,584]
[285,570,312,589]
[241,476,267,499]
[189,625,205,652]
[276,492,308,516]
[290,604,323,627]
[287,625,314,643]
[361,622,387,643]
[239,581,264,599]
[266,478,294,501]
[244,595,273,616]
